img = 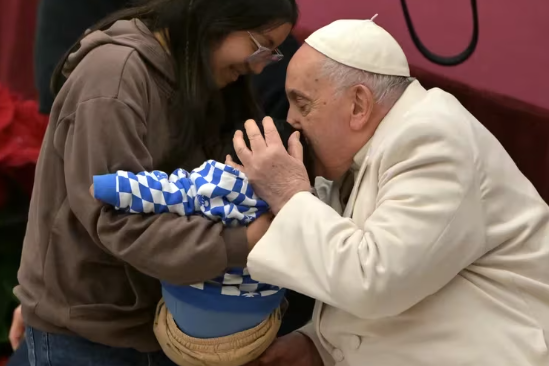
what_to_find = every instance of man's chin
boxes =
[313,157,349,181]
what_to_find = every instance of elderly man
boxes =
[228,18,549,366]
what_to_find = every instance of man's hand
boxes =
[245,332,324,366]
[232,117,311,215]
[9,305,24,350]
[246,212,274,251]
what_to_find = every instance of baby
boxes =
[91,159,285,366]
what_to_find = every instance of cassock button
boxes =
[349,335,361,350]
[332,349,344,362]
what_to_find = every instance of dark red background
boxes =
[0,0,548,202]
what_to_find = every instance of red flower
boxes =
[0,84,48,208]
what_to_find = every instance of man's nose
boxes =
[286,110,301,130]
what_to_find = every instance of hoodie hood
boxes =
[63,19,175,83]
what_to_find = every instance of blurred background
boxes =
[0,0,548,363]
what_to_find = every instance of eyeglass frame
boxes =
[246,32,284,65]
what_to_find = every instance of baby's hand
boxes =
[89,184,94,198]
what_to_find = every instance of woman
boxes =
[14,0,299,365]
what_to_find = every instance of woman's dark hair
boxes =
[51,0,298,170]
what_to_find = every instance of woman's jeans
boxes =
[25,327,176,366]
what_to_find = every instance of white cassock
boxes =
[248,80,549,366]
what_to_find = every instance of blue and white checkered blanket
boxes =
[93,160,270,226]
[92,160,282,303]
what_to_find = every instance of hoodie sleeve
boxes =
[58,97,249,285]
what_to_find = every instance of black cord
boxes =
[400,0,479,66]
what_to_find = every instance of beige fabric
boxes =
[154,300,281,366]
[305,17,410,77]
[248,80,549,365]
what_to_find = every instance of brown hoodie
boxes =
[15,19,249,352]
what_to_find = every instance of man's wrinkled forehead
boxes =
[286,45,327,97]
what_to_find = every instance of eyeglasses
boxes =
[247,32,284,66]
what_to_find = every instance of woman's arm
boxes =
[58,97,248,285]
[90,161,269,226]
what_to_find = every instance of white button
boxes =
[332,349,344,362]
[349,335,361,350]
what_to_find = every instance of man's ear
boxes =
[349,85,373,131]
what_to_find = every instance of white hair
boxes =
[320,57,415,104]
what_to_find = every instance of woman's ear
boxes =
[349,85,374,131]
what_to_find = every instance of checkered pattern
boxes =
[101,160,269,226]
[93,160,280,298]
[189,267,282,298]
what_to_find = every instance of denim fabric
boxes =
[6,339,29,366]
[24,327,176,366]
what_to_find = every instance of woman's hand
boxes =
[9,305,25,350]
[89,183,94,198]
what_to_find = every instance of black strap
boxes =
[400,0,479,66]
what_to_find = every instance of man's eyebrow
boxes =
[287,89,312,101]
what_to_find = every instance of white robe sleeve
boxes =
[247,120,487,319]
